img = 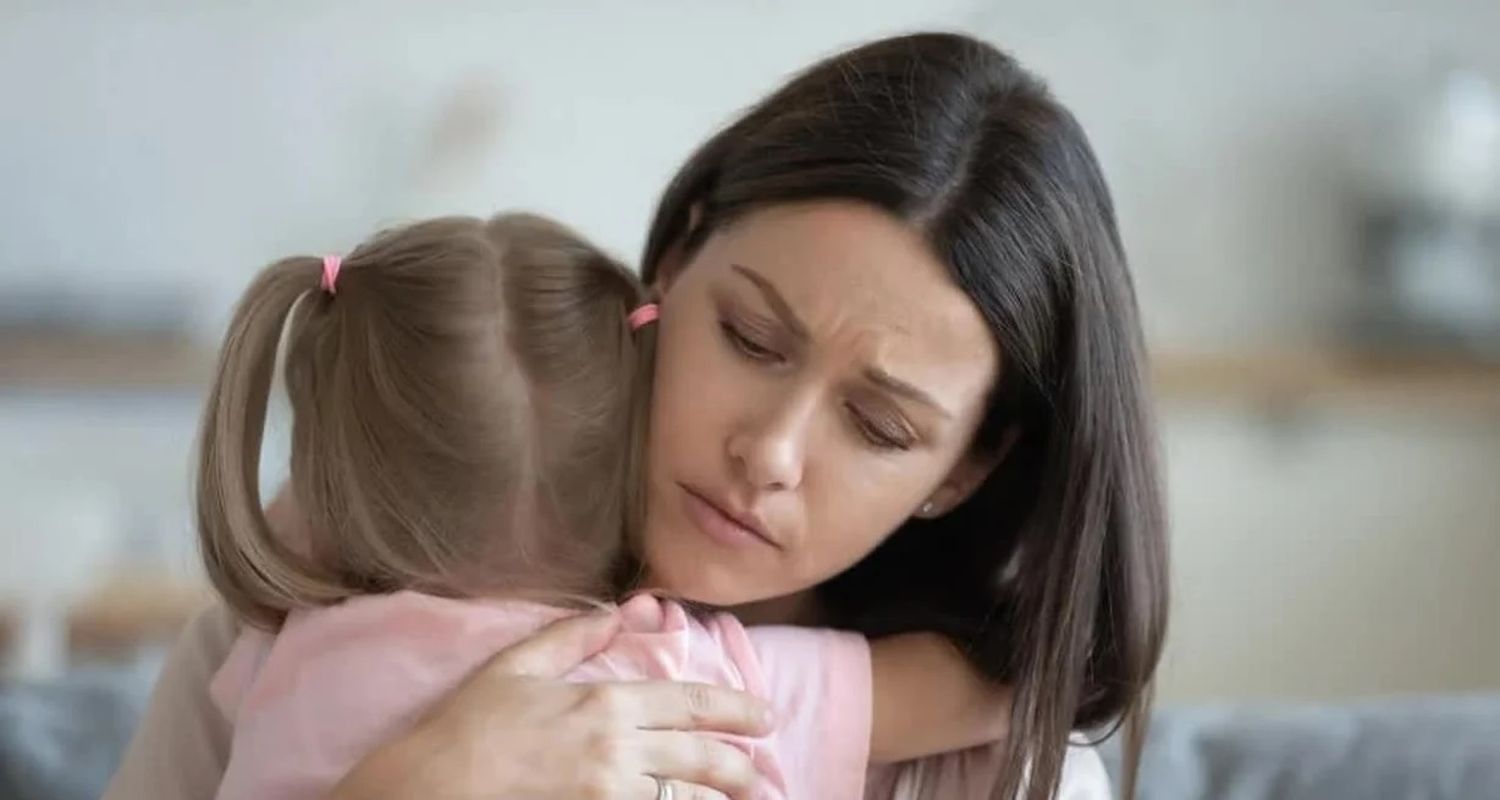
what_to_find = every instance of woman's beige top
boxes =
[103,603,237,800]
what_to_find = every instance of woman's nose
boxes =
[726,397,811,492]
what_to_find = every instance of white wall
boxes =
[2,0,1498,702]
[0,0,982,332]
[1161,408,1500,701]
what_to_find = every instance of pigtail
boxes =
[201,214,660,623]
[196,257,349,629]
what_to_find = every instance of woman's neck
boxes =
[728,590,821,627]
[632,560,821,626]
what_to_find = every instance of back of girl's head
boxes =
[642,32,1167,800]
[197,213,652,629]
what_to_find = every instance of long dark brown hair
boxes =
[197,213,654,629]
[641,32,1168,799]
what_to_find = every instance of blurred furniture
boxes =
[0,569,209,672]
[1103,693,1500,799]
[0,486,123,678]
[0,330,212,391]
[1153,348,1500,411]
[66,570,211,657]
[1353,66,1500,358]
[0,661,160,800]
[1,328,212,672]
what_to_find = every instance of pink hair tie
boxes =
[320,255,343,295]
[628,303,659,331]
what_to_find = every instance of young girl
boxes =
[197,213,1011,799]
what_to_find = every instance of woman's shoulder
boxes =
[101,602,240,800]
[1058,742,1112,799]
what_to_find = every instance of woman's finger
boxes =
[633,775,732,800]
[636,730,759,798]
[486,611,621,678]
[583,681,773,736]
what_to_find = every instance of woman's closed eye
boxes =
[848,403,916,451]
[720,319,784,363]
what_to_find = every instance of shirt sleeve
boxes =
[863,738,1113,800]
[1057,745,1113,800]
[745,625,873,800]
[102,601,238,800]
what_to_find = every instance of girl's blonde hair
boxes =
[196,213,655,628]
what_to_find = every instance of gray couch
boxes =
[0,661,159,800]
[1103,693,1500,799]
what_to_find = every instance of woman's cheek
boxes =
[803,449,943,577]
[795,476,895,581]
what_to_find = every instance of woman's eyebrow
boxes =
[864,366,952,418]
[730,263,951,419]
[730,263,809,341]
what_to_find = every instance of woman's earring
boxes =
[919,501,936,517]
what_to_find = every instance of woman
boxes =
[107,32,1166,800]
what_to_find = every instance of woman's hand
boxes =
[329,611,773,800]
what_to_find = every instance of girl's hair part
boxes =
[198,214,653,629]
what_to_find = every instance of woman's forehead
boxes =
[702,203,953,310]
[696,201,1000,403]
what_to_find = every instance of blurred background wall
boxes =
[2,0,1498,705]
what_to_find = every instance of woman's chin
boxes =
[652,569,763,607]
[642,553,792,609]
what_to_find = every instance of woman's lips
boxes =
[679,484,779,550]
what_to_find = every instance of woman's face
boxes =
[640,201,1002,606]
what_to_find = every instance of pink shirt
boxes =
[210,592,872,800]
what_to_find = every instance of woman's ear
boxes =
[650,203,704,295]
[915,426,1020,518]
